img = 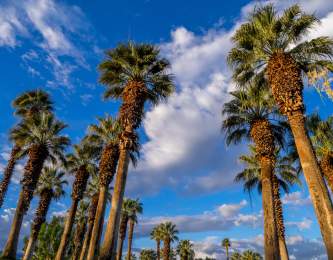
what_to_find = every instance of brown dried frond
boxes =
[72,166,90,201]
[99,143,119,187]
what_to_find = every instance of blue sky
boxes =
[0,0,333,259]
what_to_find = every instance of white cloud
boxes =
[218,200,247,218]
[282,191,312,206]
[286,218,313,230]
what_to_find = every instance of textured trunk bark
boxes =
[288,111,333,257]
[320,155,333,195]
[56,199,79,260]
[127,220,135,260]
[80,221,94,260]
[99,148,130,260]
[87,185,108,260]
[260,158,280,260]
[73,222,86,260]
[0,145,20,209]
[156,240,160,260]
[163,238,170,260]
[2,191,26,258]
[116,236,124,260]
[23,235,37,260]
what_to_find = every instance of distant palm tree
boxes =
[222,84,285,258]
[306,113,333,193]
[236,146,300,260]
[222,238,231,260]
[228,4,333,254]
[2,112,69,259]
[160,222,179,260]
[98,42,175,259]
[140,249,157,260]
[241,250,263,260]
[151,225,163,260]
[127,199,143,260]
[0,89,53,209]
[230,252,242,260]
[116,198,132,260]
[86,115,138,259]
[55,142,98,260]
[79,174,111,260]
[72,201,89,260]
[176,240,195,260]
[23,166,67,260]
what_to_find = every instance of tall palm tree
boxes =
[151,225,163,260]
[116,198,132,260]
[228,4,333,253]
[127,198,143,260]
[222,84,285,258]
[222,238,231,260]
[80,175,111,260]
[235,146,300,260]
[0,89,53,209]
[176,240,195,260]
[72,201,89,260]
[98,42,175,259]
[160,222,179,260]
[55,142,98,260]
[86,116,136,260]
[2,112,69,259]
[306,113,333,193]
[23,166,67,260]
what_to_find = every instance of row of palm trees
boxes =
[223,3,333,259]
[0,3,333,259]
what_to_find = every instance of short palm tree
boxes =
[222,84,285,258]
[236,146,300,260]
[228,4,333,254]
[98,42,175,259]
[0,89,53,209]
[222,238,231,260]
[140,249,157,260]
[23,166,67,260]
[150,225,163,260]
[116,198,132,260]
[160,222,179,260]
[72,201,89,260]
[241,250,263,260]
[55,142,98,260]
[176,240,195,260]
[86,115,137,259]
[2,112,69,259]
[127,198,143,260]
[306,113,333,193]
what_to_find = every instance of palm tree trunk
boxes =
[2,191,26,258]
[56,199,79,260]
[320,154,333,194]
[127,220,135,260]
[272,176,289,260]
[87,186,108,260]
[163,238,170,260]
[260,157,280,260]
[2,144,47,259]
[23,190,53,260]
[73,222,87,260]
[0,145,20,209]
[116,214,128,260]
[99,147,130,260]
[226,245,229,260]
[116,236,125,260]
[288,111,333,255]
[80,220,94,260]
[157,240,161,260]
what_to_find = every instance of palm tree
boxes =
[72,201,89,260]
[241,250,263,260]
[2,112,69,259]
[0,89,53,209]
[222,239,231,260]
[140,249,157,260]
[228,4,333,253]
[151,225,163,260]
[222,84,284,258]
[127,199,143,260]
[55,142,98,260]
[306,113,333,193]
[86,116,131,260]
[23,166,67,260]
[160,222,179,260]
[235,146,300,260]
[116,198,132,260]
[176,240,194,260]
[79,175,111,260]
[98,42,175,259]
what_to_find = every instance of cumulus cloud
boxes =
[286,218,313,230]
[282,191,312,206]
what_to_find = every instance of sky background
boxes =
[0,0,333,259]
